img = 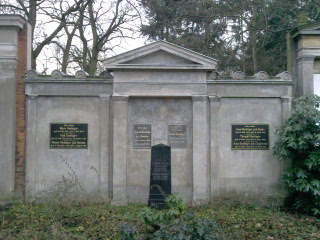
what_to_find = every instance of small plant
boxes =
[120,194,220,239]
[32,156,86,203]
[153,213,219,240]
[274,94,320,216]
[140,194,187,233]
[119,223,137,240]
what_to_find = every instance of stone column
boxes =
[296,56,315,97]
[25,94,38,198]
[111,95,129,205]
[192,95,209,204]
[0,16,25,200]
[281,96,292,122]
[99,94,110,199]
[280,96,293,178]
[209,95,221,198]
[0,60,17,199]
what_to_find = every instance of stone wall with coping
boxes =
[23,64,293,206]
[0,22,296,206]
[25,70,113,200]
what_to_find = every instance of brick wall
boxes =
[15,24,28,195]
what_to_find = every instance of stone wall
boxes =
[24,65,293,207]
[127,97,193,202]
[0,18,298,206]
[25,71,113,200]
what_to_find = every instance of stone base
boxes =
[192,198,209,206]
[111,199,128,206]
[209,196,286,207]
[0,194,23,206]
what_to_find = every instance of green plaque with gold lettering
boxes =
[50,123,88,149]
[232,124,269,150]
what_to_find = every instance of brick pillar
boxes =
[15,24,29,195]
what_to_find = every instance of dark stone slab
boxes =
[232,124,269,150]
[50,123,88,149]
[148,144,171,209]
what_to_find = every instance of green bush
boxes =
[120,194,220,239]
[273,94,320,216]
[140,194,187,232]
[153,212,219,240]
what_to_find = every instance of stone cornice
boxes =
[0,15,26,29]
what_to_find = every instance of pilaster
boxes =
[192,95,209,204]
[281,96,292,122]
[296,56,315,97]
[208,95,221,198]
[111,95,129,205]
[99,94,110,198]
[25,94,38,198]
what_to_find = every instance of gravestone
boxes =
[148,144,171,209]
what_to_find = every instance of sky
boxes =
[34,0,148,75]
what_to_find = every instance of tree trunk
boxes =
[88,49,99,75]
[61,26,77,73]
[251,6,258,74]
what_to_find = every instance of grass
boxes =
[0,202,319,240]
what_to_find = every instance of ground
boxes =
[0,202,319,239]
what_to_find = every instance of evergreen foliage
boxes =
[274,94,320,216]
[140,0,320,75]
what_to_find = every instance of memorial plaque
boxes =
[148,144,171,209]
[232,124,269,150]
[133,124,151,148]
[168,125,187,148]
[50,123,88,149]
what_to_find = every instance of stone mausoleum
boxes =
[1,15,320,206]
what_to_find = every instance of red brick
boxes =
[15,24,28,195]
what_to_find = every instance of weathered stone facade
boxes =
[23,41,293,205]
[0,15,319,206]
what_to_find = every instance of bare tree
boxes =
[0,0,88,69]
[1,0,141,74]
[73,0,141,75]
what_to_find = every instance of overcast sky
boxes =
[34,0,148,75]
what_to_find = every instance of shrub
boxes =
[153,212,219,240]
[119,194,220,239]
[119,223,137,240]
[273,94,320,216]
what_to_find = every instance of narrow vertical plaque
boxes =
[148,144,171,209]
[168,125,187,148]
[133,124,151,148]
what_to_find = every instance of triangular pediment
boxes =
[291,21,320,37]
[123,50,200,65]
[300,22,320,31]
[103,41,217,70]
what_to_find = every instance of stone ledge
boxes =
[0,15,26,29]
